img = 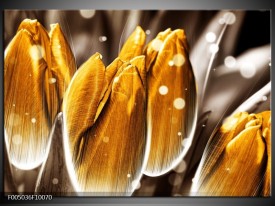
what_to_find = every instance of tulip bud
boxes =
[144,29,197,176]
[191,111,270,196]
[4,19,75,170]
[63,53,148,195]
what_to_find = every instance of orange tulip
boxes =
[4,19,76,170]
[191,111,271,196]
[63,51,148,195]
[144,29,197,176]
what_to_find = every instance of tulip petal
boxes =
[95,58,124,122]
[144,29,197,176]
[49,23,76,101]
[144,28,171,71]
[119,26,146,61]
[4,29,50,170]
[17,19,51,62]
[63,52,105,160]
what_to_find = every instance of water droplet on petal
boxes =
[158,85,168,95]
[178,132,182,136]
[31,118,36,124]
[127,174,131,178]
[173,98,185,110]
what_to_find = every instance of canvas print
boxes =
[4,10,271,196]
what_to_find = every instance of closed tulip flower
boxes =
[144,29,197,176]
[63,50,148,195]
[4,19,76,170]
[191,111,271,196]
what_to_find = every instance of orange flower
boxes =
[191,111,271,196]
[62,27,148,195]
[144,29,197,176]
[4,19,76,170]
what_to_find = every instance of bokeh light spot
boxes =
[240,62,256,78]
[205,32,216,43]
[173,54,185,67]
[152,39,163,51]
[173,98,185,110]
[29,45,44,61]
[209,43,219,54]
[80,10,96,19]
[159,85,168,95]
[224,56,236,68]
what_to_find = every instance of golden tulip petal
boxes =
[4,29,50,170]
[49,23,76,101]
[17,19,51,64]
[118,26,146,61]
[144,29,197,176]
[95,58,124,122]
[192,112,268,196]
[144,28,171,71]
[63,53,105,161]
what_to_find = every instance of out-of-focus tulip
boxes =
[4,19,76,170]
[191,111,271,196]
[63,51,148,195]
[144,29,197,176]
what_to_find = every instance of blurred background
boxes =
[4,10,271,196]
